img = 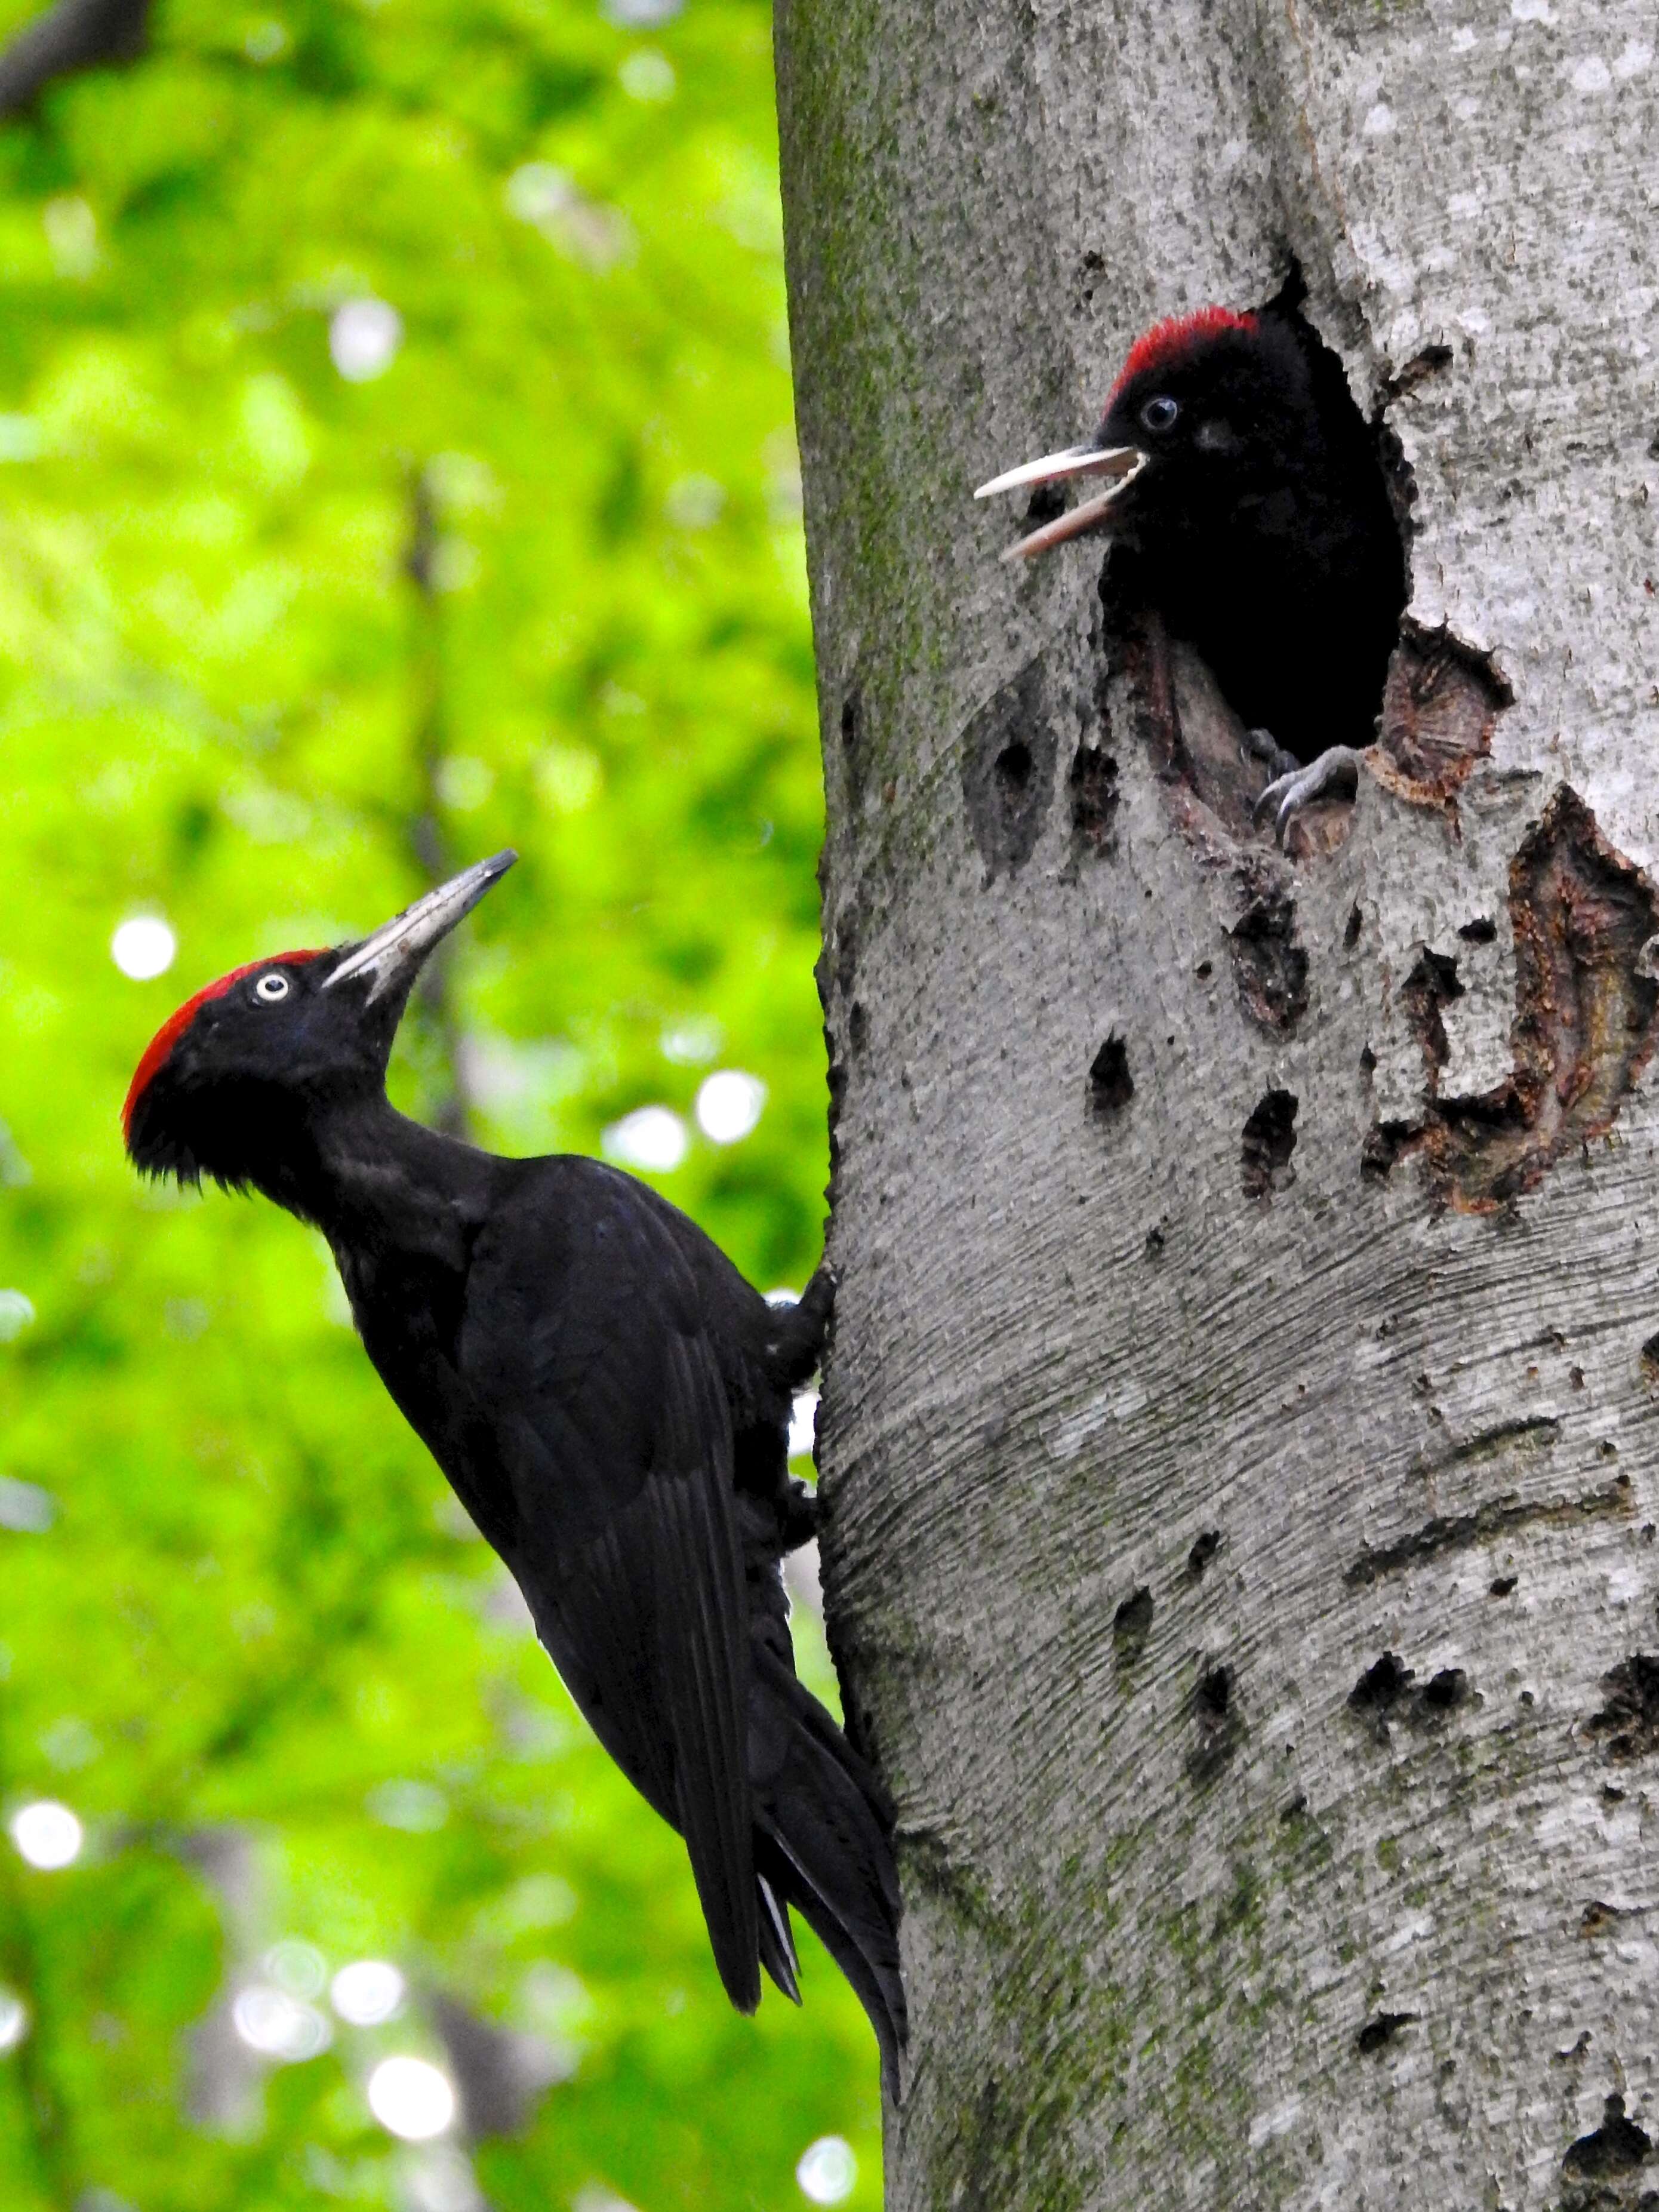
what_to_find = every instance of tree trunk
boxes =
[775,4,1659,2206]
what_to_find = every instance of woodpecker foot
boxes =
[764,1263,836,1387]
[1242,727,1299,782]
[1253,745,1361,847]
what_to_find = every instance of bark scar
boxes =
[1363,787,1659,1211]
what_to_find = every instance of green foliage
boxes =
[0,0,876,2204]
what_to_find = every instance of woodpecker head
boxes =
[975,306,1325,559]
[124,851,516,1190]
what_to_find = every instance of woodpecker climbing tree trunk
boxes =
[775,4,1659,2205]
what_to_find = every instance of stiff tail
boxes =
[749,1644,906,2096]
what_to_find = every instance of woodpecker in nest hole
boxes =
[977,302,1409,843]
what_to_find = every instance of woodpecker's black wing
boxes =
[457,1161,762,2010]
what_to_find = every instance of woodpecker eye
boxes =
[1140,395,1180,433]
[253,972,291,1004]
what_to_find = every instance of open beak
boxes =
[973,442,1145,561]
[325,849,517,1004]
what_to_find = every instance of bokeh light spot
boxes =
[367,2054,457,2140]
[796,2136,857,2205]
[695,1070,765,1145]
[10,1799,82,1869]
[232,1985,332,2062]
[331,1959,406,2026]
[0,1991,28,2051]
[111,916,176,980]
[330,299,403,382]
[602,1106,688,1174]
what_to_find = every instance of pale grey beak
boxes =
[974,442,1145,561]
[325,850,517,1004]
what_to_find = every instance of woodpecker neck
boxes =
[261,1092,497,1268]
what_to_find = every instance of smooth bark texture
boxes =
[775,4,1659,2205]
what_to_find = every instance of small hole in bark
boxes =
[1458,915,1497,943]
[1280,1790,1307,1822]
[1586,1654,1659,1761]
[1490,1576,1518,1598]
[1640,1334,1659,1387]
[1241,1089,1298,1199]
[840,687,862,751]
[1563,2094,1652,2178]
[1187,1662,1241,1782]
[1186,1531,1221,1582]
[1143,1222,1166,1257]
[1089,1035,1134,1115]
[1344,903,1363,950]
[1113,1586,1153,1660]
[1195,958,1212,979]
[1580,1900,1620,1936]
[1349,1653,1412,1712]
[1569,1365,1585,1389]
[848,1001,868,1054]
[1422,1668,1468,1711]
[1357,2013,1416,2055]
[996,740,1033,795]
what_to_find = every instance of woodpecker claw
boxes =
[1252,746,1362,847]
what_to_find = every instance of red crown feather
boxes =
[123,949,322,1138]
[1109,306,1258,401]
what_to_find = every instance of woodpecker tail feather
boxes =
[750,1644,905,2096]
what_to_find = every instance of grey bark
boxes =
[775,4,1659,2207]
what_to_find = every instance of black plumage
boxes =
[123,853,904,2085]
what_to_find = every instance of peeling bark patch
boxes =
[1227,890,1309,1033]
[1356,2011,1417,2054]
[961,660,1056,879]
[1113,1586,1153,1663]
[1373,617,1512,808]
[1068,744,1119,854]
[1363,788,1659,1211]
[1344,1471,1629,1585]
[1185,1530,1221,1583]
[1187,1663,1240,1783]
[1586,1656,1659,1761]
[1241,1089,1298,1199]
[1563,2094,1652,2179]
[1088,1035,1133,1116]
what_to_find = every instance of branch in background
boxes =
[403,462,473,1139]
[0,0,151,118]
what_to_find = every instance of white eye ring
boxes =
[254,972,291,1003]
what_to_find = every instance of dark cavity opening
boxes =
[1089,1035,1134,1115]
[1113,1586,1153,1661]
[1241,1089,1298,1199]
[1349,1653,1412,1712]
[1357,2013,1416,2056]
[1563,2094,1652,2178]
[839,687,862,751]
[1422,1668,1469,1712]
[1458,915,1497,943]
[1185,1531,1221,1582]
[995,740,1033,795]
